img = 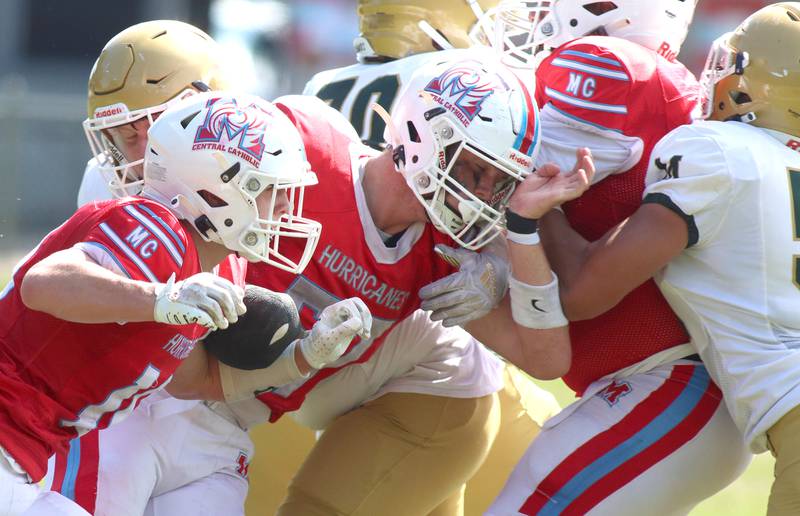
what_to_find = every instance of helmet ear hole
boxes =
[583,2,619,16]
[197,189,229,208]
[731,91,752,105]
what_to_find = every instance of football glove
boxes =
[419,244,508,327]
[298,298,372,369]
[153,272,246,331]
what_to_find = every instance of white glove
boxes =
[298,297,372,369]
[153,273,246,331]
[419,244,509,327]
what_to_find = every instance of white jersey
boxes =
[643,120,800,452]
[77,157,113,208]
[303,48,491,148]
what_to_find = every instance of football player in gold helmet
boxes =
[79,20,234,203]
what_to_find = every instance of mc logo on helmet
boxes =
[424,65,496,126]
[194,97,271,167]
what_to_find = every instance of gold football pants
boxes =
[245,364,560,515]
[767,403,800,516]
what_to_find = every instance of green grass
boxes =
[534,378,772,516]
[0,258,773,515]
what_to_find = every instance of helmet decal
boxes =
[424,65,497,125]
[193,97,271,167]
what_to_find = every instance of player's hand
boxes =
[509,147,595,219]
[418,244,508,327]
[153,273,246,331]
[298,298,372,369]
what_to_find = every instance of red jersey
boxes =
[0,198,207,481]
[246,96,456,421]
[535,37,701,394]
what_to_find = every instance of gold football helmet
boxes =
[702,2,800,136]
[355,0,500,61]
[85,20,234,197]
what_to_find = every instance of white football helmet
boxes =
[384,57,540,249]
[142,92,322,273]
[482,0,698,68]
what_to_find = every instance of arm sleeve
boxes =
[534,103,644,183]
[218,343,308,403]
[533,42,646,182]
[642,125,734,248]
[80,201,191,283]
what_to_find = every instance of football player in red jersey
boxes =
[227,55,591,516]
[68,22,586,516]
[0,90,346,515]
[421,1,753,514]
[58,22,372,516]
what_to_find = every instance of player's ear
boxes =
[203,285,306,370]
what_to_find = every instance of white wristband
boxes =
[506,230,541,245]
[219,340,309,403]
[508,272,568,329]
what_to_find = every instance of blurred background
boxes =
[0,1,778,514]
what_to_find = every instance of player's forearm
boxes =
[20,248,156,323]
[544,205,689,321]
[168,344,224,401]
[539,210,622,320]
[466,298,570,380]
[463,235,572,379]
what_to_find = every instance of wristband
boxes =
[508,272,568,329]
[505,209,538,234]
[506,230,541,245]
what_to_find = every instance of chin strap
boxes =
[371,102,407,169]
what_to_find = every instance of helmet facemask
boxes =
[473,1,554,69]
[404,115,519,249]
[383,58,539,249]
[483,0,697,68]
[700,31,757,124]
[216,162,321,273]
[84,90,196,198]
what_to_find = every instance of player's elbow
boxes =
[517,327,571,380]
[561,289,615,321]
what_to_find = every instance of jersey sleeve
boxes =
[642,125,734,248]
[534,103,644,183]
[535,41,634,134]
[80,200,193,283]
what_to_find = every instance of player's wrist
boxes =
[505,209,541,246]
[292,340,313,375]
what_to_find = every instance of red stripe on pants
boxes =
[519,365,696,515]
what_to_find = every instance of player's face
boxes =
[103,116,154,180]
[448,148,515,208]
[256,186,290,222]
